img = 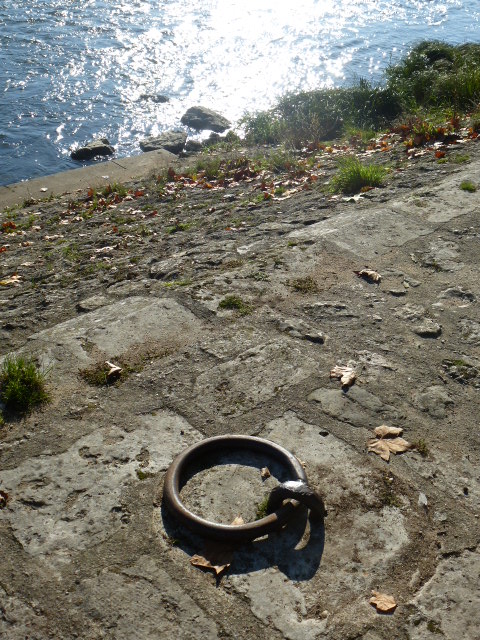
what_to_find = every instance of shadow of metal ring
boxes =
[163,435,308,542]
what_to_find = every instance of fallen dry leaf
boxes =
[231,516,245,526]
[374,425,403,438]
[0,490,9,509]
[354,268,382,283]
[105,361,122,382]
[190,542,233,576]
[330,365,356,388]
[261,467,271,479]
[0,274,22,287]
[368,437,412,462]
[370,590,397,613]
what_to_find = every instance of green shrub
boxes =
[0,356,49,413]
[330,156,388,194]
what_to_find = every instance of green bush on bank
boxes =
[242,41,480,147]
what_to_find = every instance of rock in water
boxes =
[180,106,231,132]
[139,130,187,154]
[71,138,115,161]
[139,93,169,103]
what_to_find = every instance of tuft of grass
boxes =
[218,295,253,315]
[451,154,470,164]
[413,439,429,458]
[330,156,388,194]
[166,222,191,234]
[460,180,477,192]
[102,182,128,198]
[241,81,401,148]
[289,276,319,294]
[255,495,269,520]
[0,356,49,414]
[136,469,154,481]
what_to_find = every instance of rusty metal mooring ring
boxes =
[163,435,324,542]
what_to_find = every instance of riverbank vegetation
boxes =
[241,41,480,148]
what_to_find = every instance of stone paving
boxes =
[1,147,480,639]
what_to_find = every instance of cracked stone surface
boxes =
[2,139,480,639]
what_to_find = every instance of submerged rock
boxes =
[139,93,169,103]
[180,106,231,132]
[71,138,115,161]
[139,130,187,155]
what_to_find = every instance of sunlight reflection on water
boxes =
[0,0,479,184]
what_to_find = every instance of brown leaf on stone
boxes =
[261,467,271,479]
[0,490,9,509]
[105,361,122,382]
[354,269,382,283]
[231,516,245,526]
[190,542,233,576]
[330,365,356,388]
[368,437,412,461]
[370,590,397,613]
[368,438,392,461]
[0,274,22,287]
[374,425,403,438]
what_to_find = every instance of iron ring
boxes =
[163,435,310,542]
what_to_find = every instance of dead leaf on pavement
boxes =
[368,437,412,462]
[0,490,9,509]
[105,361,122,382]
[374,425,403,438]
[330,365,356,388]
[0,274,22,287]
[354,269,382,283]
[231,516,245,526]
[261,467,271,479]
[370,590,397,613]
[190,541,233,576]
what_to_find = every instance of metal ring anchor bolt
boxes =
[163,435,325,542]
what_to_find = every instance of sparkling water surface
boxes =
[1,0,479,186]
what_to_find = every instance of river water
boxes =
[1,0,479,186]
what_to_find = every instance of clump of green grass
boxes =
[255,495,269,520]
[166,222,191,234]
[218,295,253,315]
[289,276,319,293]
[387,41,480,112]
[330,156,387,194]
[102,182,128,198]
[0,356,49,414]
[241,42,480,150]
[242,81,401,148]
[414,439,429,458]
[460,180,477,192]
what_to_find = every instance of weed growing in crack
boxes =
[460,180,477,192]
[289,276,319,293]
[0,356,49,414]
[255,495,269,520]
[218,295,253,315]
[413,439,429,458]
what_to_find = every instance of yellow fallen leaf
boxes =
[0,274,22,287]
[354,269,382,283]
[368,437,412,461]
[330,365,356,388]
[370,590,397,613]
[374,425,403,438]
[231,516,245,526]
